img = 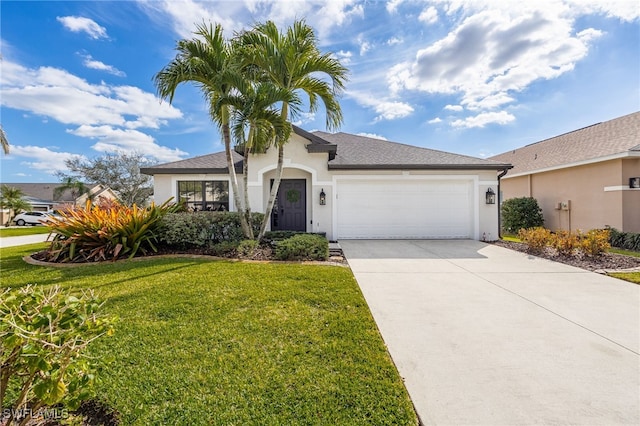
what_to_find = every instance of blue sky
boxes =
[1,0,638,182]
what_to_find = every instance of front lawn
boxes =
[609,272,640,284]
[0,226,51,237]
[0,244,418,425]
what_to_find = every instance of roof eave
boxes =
[328,164,513,171]
[140,167,242,175]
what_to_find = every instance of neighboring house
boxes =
[490,111,640,233]
[141,126,512,240]
[0,183,118,224]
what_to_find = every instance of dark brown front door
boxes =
[271,179,306,232]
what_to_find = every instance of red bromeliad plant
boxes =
[43,199,177,263]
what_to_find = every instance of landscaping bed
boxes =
[492,239,640,272]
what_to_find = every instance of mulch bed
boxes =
[491,240,640,272]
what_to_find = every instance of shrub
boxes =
[274,234,329,261]
[579,229,610,256]
[501,197,544,234]
[44,200,177,263]
[237,239,259,257]
[210,241,239,257]
[262,230,304,244]
[607,227,640,252]
[0,285,115,425]
[551,230,579,256]
[518,227,552,253]
[158,212,263,248]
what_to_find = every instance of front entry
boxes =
[271,179,306,232]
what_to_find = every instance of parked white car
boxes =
[12,211,55,226]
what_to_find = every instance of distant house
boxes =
[490,111,640,233]
[0,183,118,224]
[142,126,512,240]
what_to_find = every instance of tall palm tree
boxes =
[154,23,252,238]
[225,80,300,238]
[239,20,348,240]
[0,185,30,226]
[1,125,9,155]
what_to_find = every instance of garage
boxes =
[336,178,474,239]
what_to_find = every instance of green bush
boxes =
[607,227,640,252]
[262,230,304,244]
[275,234,329,261]
[0,285,115,425]
[158,212,263,248]
[501,197,544,234]
[237,239,259,257]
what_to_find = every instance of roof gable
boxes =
[489,111,640,175]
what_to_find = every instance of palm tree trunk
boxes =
[222,109,252,238]
[242,125,254,240]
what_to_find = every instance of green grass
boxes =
[608,272,640,284]
[0,244,418,425]
[609,247,640,258]
[0,226,51,237]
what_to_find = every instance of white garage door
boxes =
[336,179,474,239]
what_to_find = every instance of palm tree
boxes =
[0,185,30,226]
[225,80,300,238]
[53,177,91,204]
[239,20,348,240]
[153,23,252,238]
[1,125,9,154]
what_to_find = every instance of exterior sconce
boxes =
[485,188,496,204]
[630,177,640,188]
[319,188,326,205]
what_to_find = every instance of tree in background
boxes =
[1,125,9,154]
[0,185,31,226]
[57,152,153,207]
[53,177,91,203]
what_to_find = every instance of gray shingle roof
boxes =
[489,111,640,175]
[1,183,84,202]
[314,131,511,170]
[140,151,244,174]
[141,128,512,174]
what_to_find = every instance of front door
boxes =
[271,179,306,232]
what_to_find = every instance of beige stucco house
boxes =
[490,111,640,233]
[142,126,512,241]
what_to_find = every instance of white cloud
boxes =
[388,2,607,127]
[335,50,353,65]
[291,112,317,127]
[10,145,86,174]
[1,61,181,129]
[57,16,108,39]
[0,59,186,165]
[444,104,463,112]
[386,0,405,14]
[419,6,439,24]
[357,34,372,56]
[81,54,126,77]
[357,132,388,140]
[349,91,414,122]
[387,37,403,46]
[451,111,515,128]
[428,117,442,124]
[69,125,186,162]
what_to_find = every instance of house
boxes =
[490,111,640,233]
[0,183,118,224]
[142,126,511,241]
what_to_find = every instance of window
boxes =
[178,181,229,212]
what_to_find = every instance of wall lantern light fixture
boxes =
[485,188,496,204]
[319,188,326,205]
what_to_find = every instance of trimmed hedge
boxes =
[158,212,263,249]
[275,234,329,261]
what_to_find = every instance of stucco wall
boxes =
[500,159,640,232]
[149,133,502,240]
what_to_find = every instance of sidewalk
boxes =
[0,233,51,248]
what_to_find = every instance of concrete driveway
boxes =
[340,239,639,425]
